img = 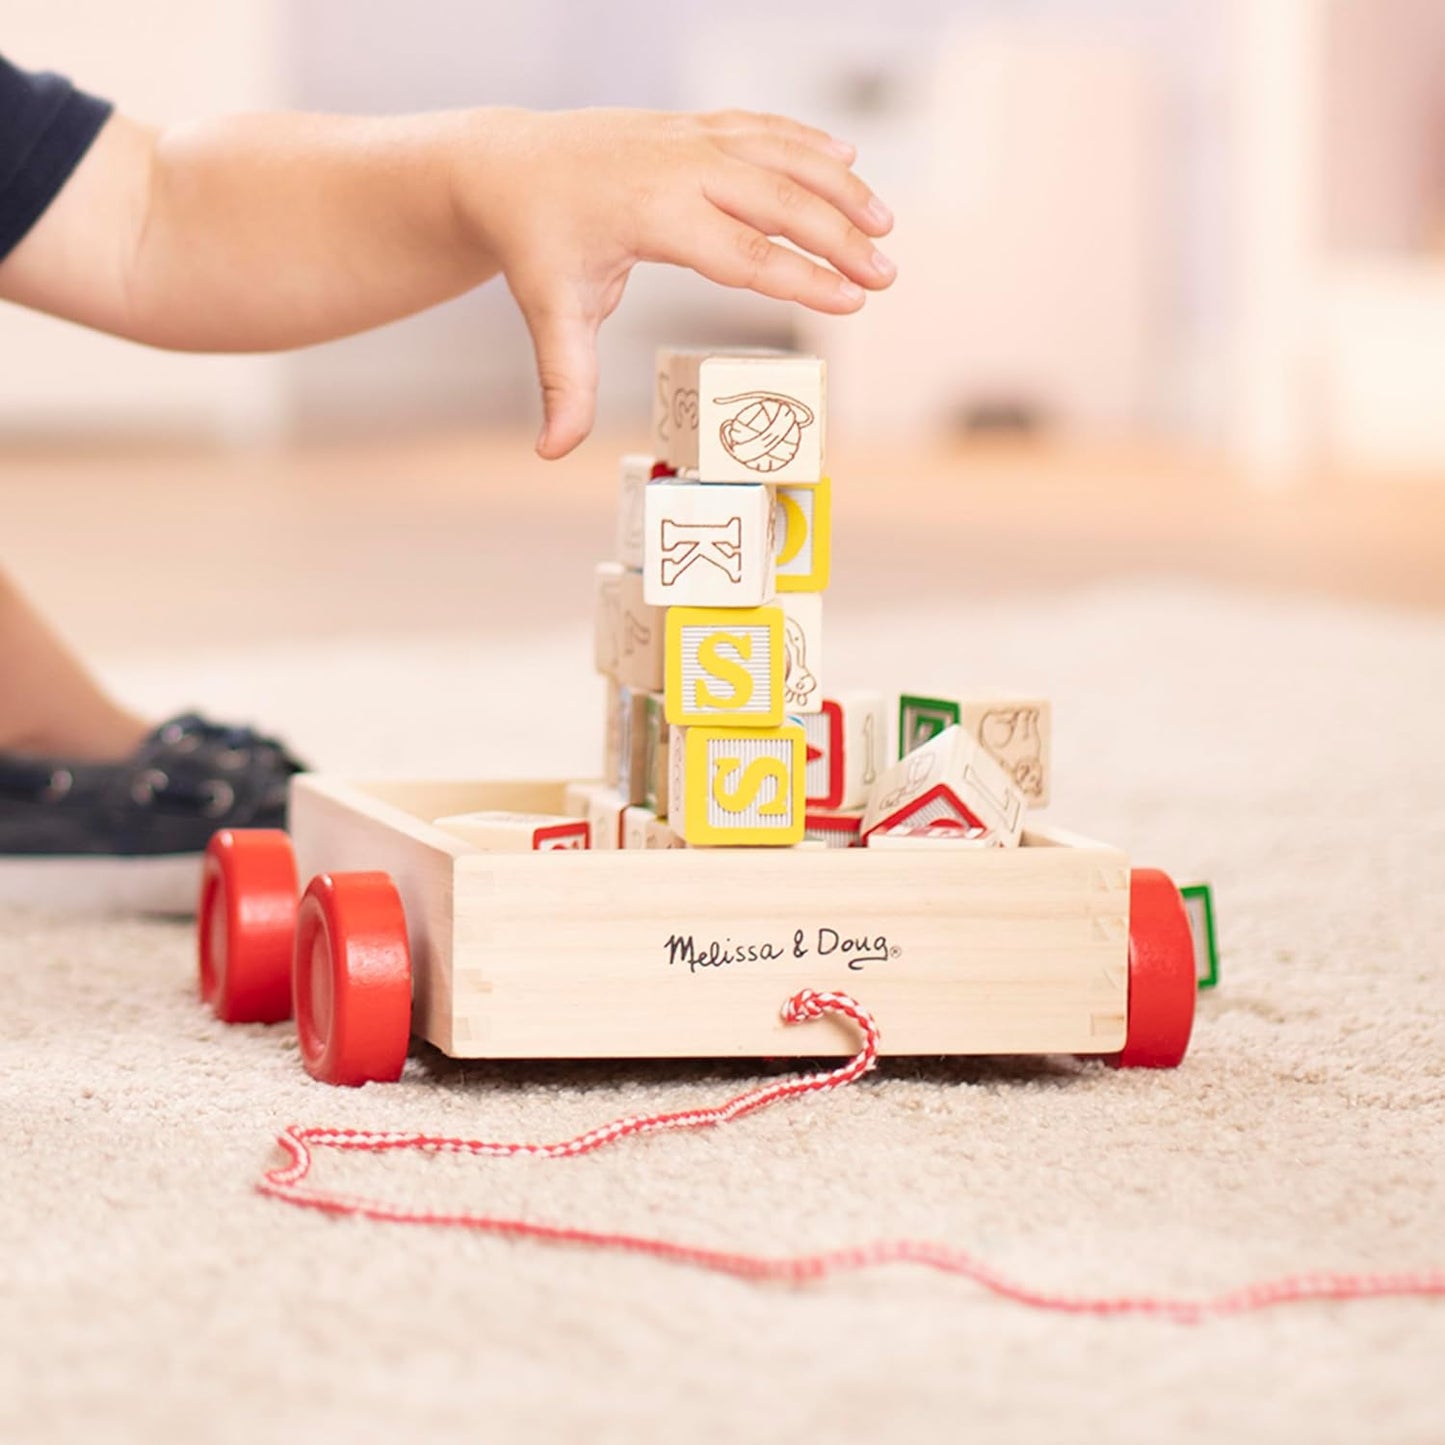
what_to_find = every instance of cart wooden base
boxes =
[198,776,1196,1083]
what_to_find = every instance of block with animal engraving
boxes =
[642,479,775,608]
[613,568,664,693]
[594,562,624,678]
[801,691,887,809]
[779,592,823,715]
[960,694,1052,808]
[899,692,1052,806]
[665,605,784,728]
[669,722,806,846]
[653,346,802,473]
[862,724,1027,846]
[432,810,591,851]
[696,356,826,484]
[773,477,831,593]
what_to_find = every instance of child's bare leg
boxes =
[0,568,149,760]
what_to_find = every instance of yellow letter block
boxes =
[773,477,831,593]
[673,724,806,846]
[664,605,784,727]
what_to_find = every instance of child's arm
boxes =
[0,106,893,457]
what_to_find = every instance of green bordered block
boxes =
[898,694,960,757]
[1180,883,1219,990]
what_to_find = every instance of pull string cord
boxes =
[259,988,1445,1323]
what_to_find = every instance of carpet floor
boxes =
[3,584,1443,1444]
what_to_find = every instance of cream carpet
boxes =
[3,584,1443,1444]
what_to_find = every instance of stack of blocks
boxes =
[438,346,1056,856]
[589,348,834,848]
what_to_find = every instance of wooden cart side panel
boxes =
[446,844,1130,1058]
[289,776,460,1053]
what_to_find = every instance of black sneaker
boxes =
[0,713,305,914]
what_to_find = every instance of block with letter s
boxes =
[670,723,805,846]
[665,605,784,728]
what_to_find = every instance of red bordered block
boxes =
[433,811,591,851]
[800,692,888,809]
[861,725,1027,846]
[866,819,1003,850]
[803,808,865,848]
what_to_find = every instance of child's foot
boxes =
[0,713,304,915]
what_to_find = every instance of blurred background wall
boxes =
[3,0,1444,479]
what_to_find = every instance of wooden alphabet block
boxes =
[594,562,624,677]
[615,454,656,571]
[668,722,806,846]
[962,695,1052,808]
[899,693,1052,805]
[584,784,625,851]
[563,779,603,818]
[642,693,670,814]
[603,677,622,787]
[865,823,1002,850]
[621,804,655,850]
[433,811,590,851]
[598,563,663,691]
[772,477,832,593]
[614,569,664,693]
[898,693,960,756]
[615,686,652,806]
[654,347,801,473]
[803,808,865,848]
[862,724,1027,846]
[643,480,775,608]
[801,691,887,808]
[1181,882,1219,989]
[696,356,826,484]
[779,592,823,715]
[559,781,624,850]
[653,347,707,471]
[664,605,784,728]
[644,814,688,849]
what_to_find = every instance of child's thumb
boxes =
[520,292,599,460]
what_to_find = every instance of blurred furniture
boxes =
[1231,0,1445,483]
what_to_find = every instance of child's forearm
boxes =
[3,109,496,351]
[2,102,891,456]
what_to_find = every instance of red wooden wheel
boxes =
[293,872,412,1086]
[1115,868,1196,1068]
[198,829,298,1024]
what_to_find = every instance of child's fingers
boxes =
[679,212,868,314]
[515,285,601,459]
[703,109,854,162]
[712,132,891,238]
[703,163,894,292]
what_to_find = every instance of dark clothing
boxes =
[0,54,112,262]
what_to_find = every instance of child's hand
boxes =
[449,108,895,458]
[2,103,892,459]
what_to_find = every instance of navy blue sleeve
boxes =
[0,54,114,262]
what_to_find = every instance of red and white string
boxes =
[259,988,1445,1323]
